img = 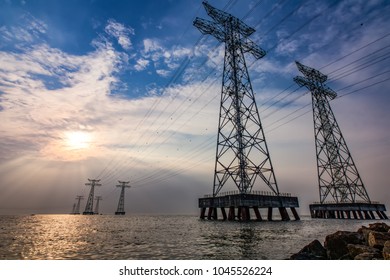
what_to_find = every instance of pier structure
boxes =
[194,2,300,221]
[294,61,387,220]
[115,181,131,215]
[83,179,101,215]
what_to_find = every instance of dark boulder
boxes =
[383,240,390,260]
[367,222,390,232]
[290,239,327,260]
[324,231,364,260]
[368,231,390,249]
[347,244,381,259]
[354,252,382,260]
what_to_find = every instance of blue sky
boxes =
[0,0,389,215]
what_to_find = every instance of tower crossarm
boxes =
[202,1,255,37]
[193,17,225,42]
[241,38,266,59]
[293,76,337,100]
[296,61,327,83]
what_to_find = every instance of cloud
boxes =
[134,58,150,71]
[104,19,135,50]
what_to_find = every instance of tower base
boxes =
[115,211,126,215]
[309,202,388,220]
[82,211,95,215]
[199,192,300,221]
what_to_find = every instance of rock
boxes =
[357,226,372,244]
[367,222,390,232]
[383,240,390,260]
[354,252,382,260]
[347,244,381,259]
[368,231,390,249]
[290,239,327,260]
[324,231,364,260]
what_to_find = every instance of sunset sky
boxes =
[0,0,389,215]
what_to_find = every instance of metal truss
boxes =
[194,2,279,196]
[294,61,371,203]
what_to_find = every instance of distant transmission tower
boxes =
[115,181,131,215]
[71,203,76,214]
[294,61,387,220]
[94,196,102,215]
[194,2,299,221]
[74,195,83,215]
[83,179,101,215]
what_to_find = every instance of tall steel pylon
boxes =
[83,179,101,215]
[115,181,131,215]
[74,195,83,214]
[194,1,279,196]
[94,196,102,214]
[294,61,371,204]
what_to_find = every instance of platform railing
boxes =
[204,190,292,198]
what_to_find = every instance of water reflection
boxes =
[0,214,374,260]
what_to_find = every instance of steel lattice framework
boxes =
[115,181,131,215]
[83,179,101,215]
[294,61,371,204]
[194,2,280,196]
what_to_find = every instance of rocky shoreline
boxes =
[290,222,390,260]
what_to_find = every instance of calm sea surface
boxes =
[0,214,377,260]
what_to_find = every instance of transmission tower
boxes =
[83,179,101,215]
[94,196,102,214]
[115,181,131,215]
[74,195,83,214]
[194,1,299,221]
[294,61,387,220]
[194,1,278,196]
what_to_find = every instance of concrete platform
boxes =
[199,191,300,221]
[309,202,388,220]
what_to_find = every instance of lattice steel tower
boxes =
[94,196,102,214]
[194,1,279,196]
[74,195,83,214]
[83,179,101,215]
[115,181,131,215]
[294,61,371,204]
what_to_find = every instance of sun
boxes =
[65,131,92,150]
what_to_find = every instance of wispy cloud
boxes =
[104,19,135,50]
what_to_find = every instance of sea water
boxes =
[0,214,375,260]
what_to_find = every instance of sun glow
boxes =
[65,131,92,150]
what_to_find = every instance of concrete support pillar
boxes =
[228,206,235,220]
[358,211,364,219]
[369,211,376,220]
[352,211,358,219]
[254,207,262,221]
[346,211,351,219]
[267,207,273,221]
[221,207,227,220]
[381,211,388,219]
[363,211,371,219]
[237,207,242,221]
[200,208,206,219]
[291,207,300,220]
[340,211,345,219]
[279,207,290,221]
